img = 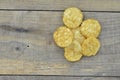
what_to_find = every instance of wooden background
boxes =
[0,0,120,80]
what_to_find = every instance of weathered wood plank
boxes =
[0,76,120,80]
[0,11,120,76]
[0,0,120,11]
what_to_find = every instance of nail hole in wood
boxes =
[15,47,20,51]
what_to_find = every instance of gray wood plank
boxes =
[0,76,120,80]
[0,0,120,11]
[0,11,120,76]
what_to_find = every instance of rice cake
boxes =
[80,19,101,38]
[63,7,83,29]
[64,40,82,62]
[82,37,100,56]
[53,26,73,47]
[72,27,85,44]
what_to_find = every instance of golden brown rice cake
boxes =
[53,26,73,47]
[72,27,85,44]
[82,37,100,56]
[64,40,82,62]
[80,19,101,38]
[63,7,83,29]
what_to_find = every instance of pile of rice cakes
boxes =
[53,7,101,62]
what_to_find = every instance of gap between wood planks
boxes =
[0,75,119,77]
[0,9,120,13]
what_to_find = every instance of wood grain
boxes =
[0,76,120,80]
[0,0,120,11]
[0,11,120,76]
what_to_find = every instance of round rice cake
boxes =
[64,40,82,62]
[82,37,100,56]
[72,27,85,44]
[80,19,101,38]
[63,7,83,29]
[53,26,73,47]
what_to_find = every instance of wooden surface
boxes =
[0,11,120,76]
[0,0,120,79]
[0,0,120,11]
[0,76,119,80]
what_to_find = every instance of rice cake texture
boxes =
[63,7,83,29]
[72,28,85,44]
[53,26,73,47]
[64,40,82,62]
[82,37,100,56]
[80,19,101,38]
